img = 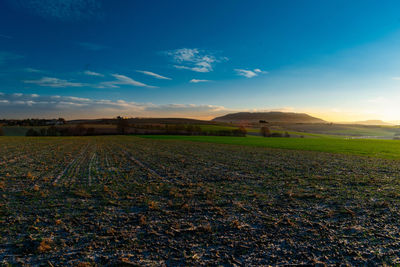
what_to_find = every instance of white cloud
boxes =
[97,82,120,89]
[24,77,85,88]
[111,74,157,88]
[392,77,400,80]
[136,70,171,80]
[235,68,268,78]
[98,74,157,89]
[166,48,227,73]
[190,79,211,83]
[0,93,229,119]
[84,70,104,77]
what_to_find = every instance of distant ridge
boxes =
[212,112,326,123]
[340,120,394,126]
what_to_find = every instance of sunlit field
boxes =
[1,136,400,265]
[141,135,400,159]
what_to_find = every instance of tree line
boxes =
[0,118,66,126]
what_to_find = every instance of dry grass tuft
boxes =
[148,201,158,210]
[37,238,53,253]
[139,215,146,225]
[26,172,34,180]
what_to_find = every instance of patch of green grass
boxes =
[2,126,48,136]
[273,130,342,138]
[196,124,238,132]
[328,126,397,137]
[139,135,400,159]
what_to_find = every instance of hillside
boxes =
[212,112,325,123]
[340,120,394,126]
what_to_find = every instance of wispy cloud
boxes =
[392,77,400,80]
[7,0,102,21]
[190,79,211,83]
[137,70,171,80]
[98,74,157,89]
[24,77,85,88]
[166,48,227,73]
[76,42,108,51]
[84,70,104,77]
[235,68,268,78]
[24,67,44,73]
[0,51,24,65]
[367,96,388,104]
[0,34,12,39]
[0,93,228,119]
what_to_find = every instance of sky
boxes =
[1,0,400,122]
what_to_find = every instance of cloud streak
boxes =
[0,34,12,39]
[0,93,228,119]
[137,70,171,80]
[166,48,227,73]
[235,68,268,78]
[24,77,85,88]
[0,51,24,65]
[98,74,157,89]
[24,67,44,73]
[190,79,211,83]
[84,70,104,77]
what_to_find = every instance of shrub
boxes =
[260,126,271,137]
[40,128,47,136]
[270,132,283,137]
[86,127,95,135]
[47,126,59,136]
[26,128,39,136]
[0,127,4,136]
[116,116,129,134]
[238,126,247,135]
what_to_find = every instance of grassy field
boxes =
[1,136,400,265]
[2,126,45,136]
[140,135,400,159]
[279,123,400,137]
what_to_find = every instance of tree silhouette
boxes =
[116,116,129,134]
[260,126,271,137]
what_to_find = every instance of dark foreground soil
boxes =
[1,136,400,265]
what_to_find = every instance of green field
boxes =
[2,126,43,136]
[140,135,400,159]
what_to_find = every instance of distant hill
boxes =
[212,112,326,123]
[340,120,395,126]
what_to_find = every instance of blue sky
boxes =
[1,0,400,121]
